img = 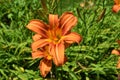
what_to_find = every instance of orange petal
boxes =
[114,0,120,5]
[55,42,65,66]
[112,5,120,13]
[64,32,82,44]
[32,39,49,51]
[59,12,77,35]
[32,50,44,59]
[39,59,52,77]
[49,14,59,29]
[49,44,58,65]
[49,42,65,66]
[32,34,42,41]
[111,49,120,56]
[117,59,120,68]
[26,19,48,37]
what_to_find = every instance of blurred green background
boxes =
[0,0,120,80]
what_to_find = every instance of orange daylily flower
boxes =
[112,40,120,69]
[112,0,120,13]
[27,12,82,77]
[111,40,120,80]
[32,45,67,77]
[112,40,120,55]
[32,46,52,77]
[27,12,82,66]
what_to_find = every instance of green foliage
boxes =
[0,0,120,80]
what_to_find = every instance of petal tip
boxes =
[112,5,120,13]
[111,49,120,56]
[39,59,52,77]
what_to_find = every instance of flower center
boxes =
[46,55,52,60]
[48,28,62,43]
